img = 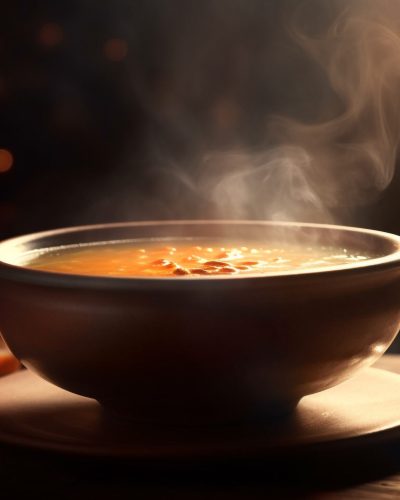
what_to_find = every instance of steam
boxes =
[154,0,400,223]
[268,0,400,220]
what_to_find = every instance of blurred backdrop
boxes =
[2,0,400,239]
[2,1,400,353]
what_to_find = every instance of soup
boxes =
[23,239,373,277]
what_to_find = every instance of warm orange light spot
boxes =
[38,23,64,48]
[0,149,13,173]
[0,349,20,376]
[213,98,239,131]
[103,38,128,62]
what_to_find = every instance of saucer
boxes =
[0,368,400,458]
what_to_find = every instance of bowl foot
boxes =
[97,398,301,426]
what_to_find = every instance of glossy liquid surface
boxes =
[24,240,372,278]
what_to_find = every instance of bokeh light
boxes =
[103,38,128,62]
[0,149,13,173]
[37,22,64,48]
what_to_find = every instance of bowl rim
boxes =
[0,219,400,288]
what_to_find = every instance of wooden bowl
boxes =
[0,220,400,424]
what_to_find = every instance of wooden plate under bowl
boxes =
[0,363,400,459]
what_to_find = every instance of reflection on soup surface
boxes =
[24,239,373,277]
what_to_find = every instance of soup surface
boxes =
[24,239,373,277]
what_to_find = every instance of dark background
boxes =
[2,0,400,238]
[1,1,400,356]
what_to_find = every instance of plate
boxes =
[1,368,400,458]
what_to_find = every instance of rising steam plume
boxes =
[152,0,400,224]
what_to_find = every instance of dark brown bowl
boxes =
[0,220,400,424]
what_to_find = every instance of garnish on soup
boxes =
[23,240,372,278]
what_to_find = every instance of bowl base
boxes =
[1,366,400,458]
[97,397,301,426]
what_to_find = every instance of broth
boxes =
[24,239,373,277]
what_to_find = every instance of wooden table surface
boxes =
[2,356,400,499]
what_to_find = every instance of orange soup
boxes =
[24,239,372,277]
